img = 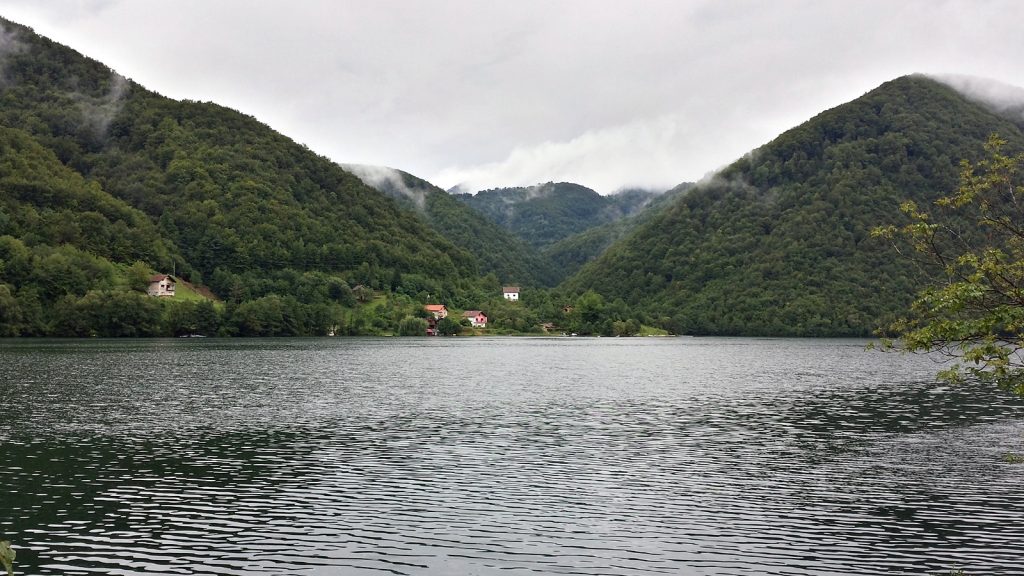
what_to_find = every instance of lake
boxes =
[1,337,1023,575]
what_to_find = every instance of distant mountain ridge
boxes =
[453,182,660,249]
[356,170,678,285]
[346,165,561,287]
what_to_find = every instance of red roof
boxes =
[502,286,520,293]
[462,310,484,317]
[149,274,173,282]
[424,304,447,311]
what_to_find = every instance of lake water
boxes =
[1,337,1023,575]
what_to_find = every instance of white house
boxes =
[147,274,176,297]
[502,286,520,301]
[462,310,488,327]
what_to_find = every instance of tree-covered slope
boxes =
[0,125,176,267]
[0,17,485,314]
[543,183,692,277]
[454,182,658,249]
[0,123,187,335]
[564,75,1024,336]
[346,165,561,286]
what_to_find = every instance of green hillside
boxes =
[0,124,181,335]
[564,75,1024,336]
[454,182,658,249]
[0,125,176,267]
[0,17,496,336]
[347,165,561,287]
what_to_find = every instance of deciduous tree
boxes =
[874,135,1024,395]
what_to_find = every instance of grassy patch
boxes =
[638,324,669,336]
[173,280,217,303]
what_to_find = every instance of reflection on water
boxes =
[1,337,1023,575]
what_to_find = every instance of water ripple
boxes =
[1,337,1023,574]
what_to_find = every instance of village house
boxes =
[502,286,520,301]
[424,304,447,336]
[147,274,176,297]
[462,310,488,328]
[424,304,448,319]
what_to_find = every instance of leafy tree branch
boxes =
[873,135,1024,395]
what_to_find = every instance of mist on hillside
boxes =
[344,164,428,210]
[932,73,1024,119]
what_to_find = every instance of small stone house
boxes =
[147,274,176,297]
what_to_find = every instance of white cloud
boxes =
[433,114,715,193]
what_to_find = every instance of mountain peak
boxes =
[567,75,1024,336]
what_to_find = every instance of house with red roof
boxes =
[424,304,448,319]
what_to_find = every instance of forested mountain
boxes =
[454,182,659,249]
[0,17,493,335]
[346,165,560,286]
[565,75,1024,336]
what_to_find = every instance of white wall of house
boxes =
[147,278,176,297]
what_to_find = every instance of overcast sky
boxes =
[1,1,1023,193]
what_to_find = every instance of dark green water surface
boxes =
[1,337,1022,575]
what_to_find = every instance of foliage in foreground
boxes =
[873,135,1024,395]
[0,540,13,576]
